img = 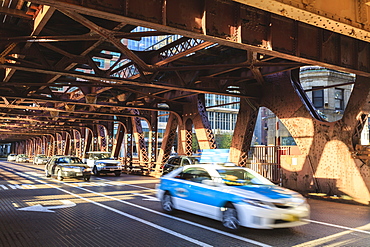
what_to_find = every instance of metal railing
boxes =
[246,146,291,184]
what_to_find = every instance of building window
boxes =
[158,111,169,122]
[334,88,344,110]
[312,88,324,108]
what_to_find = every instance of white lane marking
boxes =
[63,180,272,247]
[7,164,370,242]
[132,193,160,201]
[16,171,212,247]
[17,200,76,213]
[305,219,370,235]
[94,177,155,190]
[19,170,272,247]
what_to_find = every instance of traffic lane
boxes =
[0,166,216,247]
[39,174,273,246]
[1,164,272,247]
[308,198,370,228]
[3,162,370,247]
[49,173,370,247]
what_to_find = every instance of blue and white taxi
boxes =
[157,164,310,231]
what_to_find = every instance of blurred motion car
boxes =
[33,154,49,165]
[45,155,92,181]
[7,154,17,161]
[157,164,310,231]
[16,154,29,163]
[161,155,200,175]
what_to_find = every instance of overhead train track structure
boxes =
[1,0,370,204]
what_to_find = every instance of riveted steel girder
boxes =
[30,0,370,77]
[261,70,370,204]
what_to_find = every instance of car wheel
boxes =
[57,169,63,181]
[93,166,100,176]
[222,203,240,231]
[45,169,51,178]
[114,171,121,177]
[162,192,175,213]
[83,175,90,182]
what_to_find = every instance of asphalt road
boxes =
[0,160,369,247]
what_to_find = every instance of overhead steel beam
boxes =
[233,0,370,42]
[0,6,33,19]
[0,63,257,99]
[0,103,148,120]
[0,95,180,114]
[30,0,370,77]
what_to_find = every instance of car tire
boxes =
[114,171,121,177]
[93,166,100,176]
[83,175,90,182]
[45,169,51,178]
[222,203,240,231]
[161,192,175,214]
[57,169,63,181]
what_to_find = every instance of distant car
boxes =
[7,154,17,161]
[86,152,122,176]
[16,154,29,163]
[161,155,200,175]
[157,164,310,231]
[45,155,92,181]
[33,154,49,165]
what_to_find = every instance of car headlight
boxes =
[243,199,273,209]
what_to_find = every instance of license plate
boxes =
[76,172,82,176]
[110,169,115,171]
[283,214,299,222]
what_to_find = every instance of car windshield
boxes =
[58,157,82,164]
[188,157,200,164]
[89,153,110,160]
[216,168,274,186]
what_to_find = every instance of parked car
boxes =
[157,163,310,231]
[16,154,29,163]
[7,154,17,161]
[86,152,122,176]
[33,154,49,165]
[161,155,200,175]
[45,155,92,181]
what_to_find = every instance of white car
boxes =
[33,154,49,165]
[7,154,17,161]
[16,154,29,163]
[86,152,122,176]
[157,164,310,231]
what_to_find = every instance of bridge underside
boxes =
[1,0,370,204]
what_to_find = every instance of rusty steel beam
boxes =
[0,6,33,19]
[0,63,256,99]
[0,31,168,43]
[233,0,370,42]
[0,103,148,120]
[60,10,152,72]
[0,95,180,115]
[29,0,370,77]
